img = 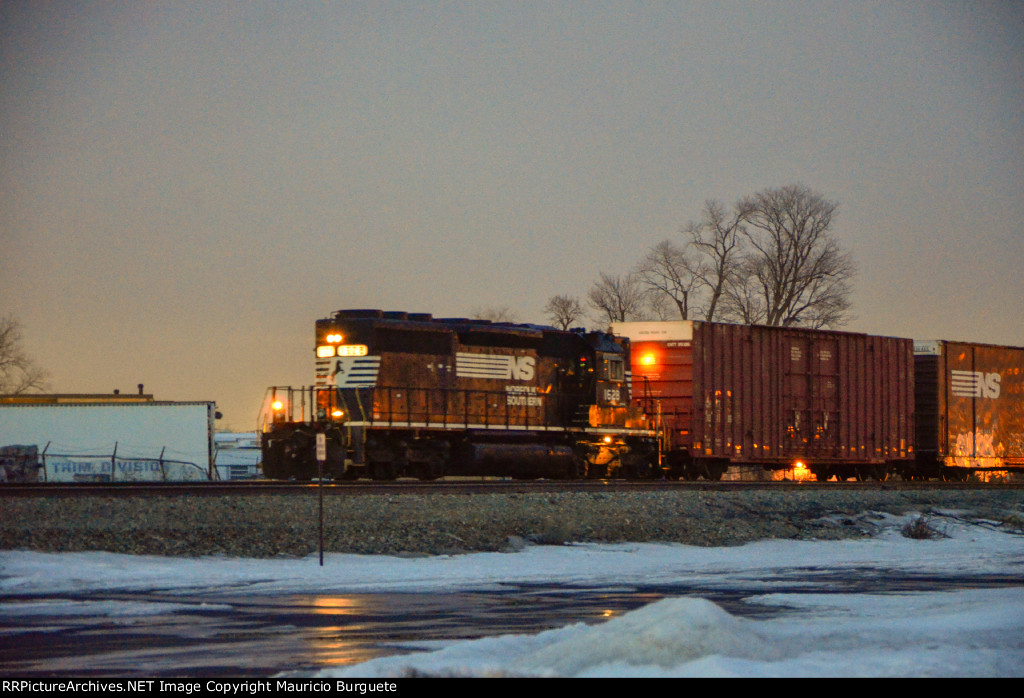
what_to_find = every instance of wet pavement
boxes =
[2,572,1022,677]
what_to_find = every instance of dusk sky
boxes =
[2,1,1022,430]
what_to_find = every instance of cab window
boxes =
[601,356,624,382]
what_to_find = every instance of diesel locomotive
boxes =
[259,310,660,480]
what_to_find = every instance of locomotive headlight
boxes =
[326,334,343,343]
[317,345,337,358]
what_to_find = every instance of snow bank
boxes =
[2,511,1023,677]
[320,588,1024,678]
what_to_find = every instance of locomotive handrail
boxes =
[369,385,553,430]
[261,384,604,432]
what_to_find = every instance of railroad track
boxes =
[2,478,1021,497]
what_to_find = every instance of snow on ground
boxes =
[2,511,1023,677]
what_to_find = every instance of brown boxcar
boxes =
[612,321,915,480]
[914,339,1024,479]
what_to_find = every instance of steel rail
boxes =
[1,479,1020,497]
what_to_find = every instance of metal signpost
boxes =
[316,433,326,566]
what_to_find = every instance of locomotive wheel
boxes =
[549,456,584,480]
[370,461,397,481]
[619,463,640,480]
[416,461,444,481]
[262,461,288,480]
[568,456,585,480]
[260,449,288,480]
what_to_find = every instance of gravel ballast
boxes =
[3,488,1023,558]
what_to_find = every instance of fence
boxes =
[1,443,210,482]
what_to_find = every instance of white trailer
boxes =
[0,399,216,482]
[213,432,263,480]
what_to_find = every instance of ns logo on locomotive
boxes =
[258,310,1024,482]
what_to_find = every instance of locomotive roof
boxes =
[325,309,626,353]
[329,309,547,337]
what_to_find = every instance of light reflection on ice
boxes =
[1,510,1022,677]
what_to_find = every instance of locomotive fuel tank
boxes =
[453,442,580,479]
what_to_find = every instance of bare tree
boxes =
[469,306,520,323]
[685,199,748,321]
[635,240,701,320]
[587,272,647,324]
[581,185,853,330]
[720,255,768,325]
[0,315,49,394]
[728,184,855,328]
[544,295,585,330]
[635,201,747,322]
[642,291,675,320]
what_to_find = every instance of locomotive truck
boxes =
[259,310,660,480]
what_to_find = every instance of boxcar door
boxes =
[809,338,841,459]
[783,335,841,460]
[783,336,811,458]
